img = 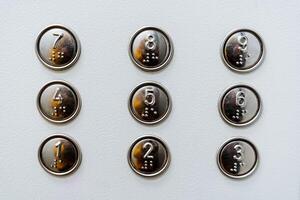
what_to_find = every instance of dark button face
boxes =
[219,85,261,126]
[129,82,171,125]
[217,138,258,179]
[222,29,264,72]
[129,27,173,71]
[38,134,81,176]
[36,25,81,70]
[128,136,170,177]
[37,81,81,123]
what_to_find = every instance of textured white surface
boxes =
[0,1,299,199]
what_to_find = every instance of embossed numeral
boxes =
[141,142,154,170]
[52,32,64,49]
[230,143,245,173]
[142,34,159,63]
[55,141,63,158]
[233,144,244,161]
[236,33,250,65]
[141,87,158,118]
[51,141,63,169]
[53,88,63,103]
[237,34,248,51]
[143,142,154,159]
[145,35,156,50]
[232,89,247,120]
[51,88,66,116]
[144,87,155,106]
[236,90,246,107]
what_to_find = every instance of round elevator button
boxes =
[36,24,81,70]
[217,138,258,179]
[38,134,81,176]
[221,29,264,72]
[129,82,171,125]
[128,135,170,177]
[219,84,261,126]
[129,27,173,71]
[37,81,81,123]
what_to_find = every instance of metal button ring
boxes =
[38,134,81,176]
[128,135,170,177]
[37,81,81,123]
[129,27,173,71]
[221,29,264,72]
[129,82,171,125]
[219,84,261,126]
[36,24,81,70]
[217,138,258,179]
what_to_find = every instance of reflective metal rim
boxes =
[35,24,81,71]
[128,81,172,125]
[37,134,82,176]
[127,135,171,177]
[128,26,174,72]
[36,80,82,124]
[220,28,265,73]
[216,137,259,179]
[218,84,262,127]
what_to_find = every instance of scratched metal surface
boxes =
[0,1,299,199]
